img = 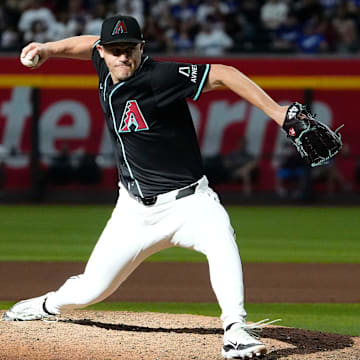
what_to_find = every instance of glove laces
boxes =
[243,318,282,339]
[334,124,344,137]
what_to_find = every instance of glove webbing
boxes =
[292,122,343,167]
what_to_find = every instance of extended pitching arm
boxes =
[20,35,100,69]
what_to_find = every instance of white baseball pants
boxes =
[46,176,247,329]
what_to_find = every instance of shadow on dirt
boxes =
[62,319,354,359]
[262,327,353,359]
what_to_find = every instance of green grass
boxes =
[0,301,359,336]
[0,205,107,262]
[228,206,360,263]
[0,205,359,263]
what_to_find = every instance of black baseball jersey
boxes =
[92,42,210,197]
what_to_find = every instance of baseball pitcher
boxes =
[3,15,342,359]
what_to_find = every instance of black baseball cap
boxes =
[99,15,143,45]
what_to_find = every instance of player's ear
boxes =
[139,41,145,53]
[96,44,105,58]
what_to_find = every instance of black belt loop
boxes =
[140,196,157,206]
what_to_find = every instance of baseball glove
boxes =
[282,102,343,167]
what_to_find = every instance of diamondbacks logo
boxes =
[289,127,296,136]
[112,20,127,35]
[119,100,149,133]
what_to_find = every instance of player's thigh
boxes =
[83,198,152,280]
[172,189,237,256]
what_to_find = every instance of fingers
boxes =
[20,42,48,69]
[21,42,39,59]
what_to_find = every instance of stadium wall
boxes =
[0,56,359,191]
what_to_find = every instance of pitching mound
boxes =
[0,311,358,359]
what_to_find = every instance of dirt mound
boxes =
[0,311,358,359]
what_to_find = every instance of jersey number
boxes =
[119,100,149,133]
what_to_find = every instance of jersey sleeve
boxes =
[151,61,210,107]
[91,39,108,81]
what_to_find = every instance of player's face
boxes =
[98,42,144,82]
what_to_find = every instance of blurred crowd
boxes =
[0,0,360,55]
[203,136,356,200]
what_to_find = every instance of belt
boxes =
[130,181,200,206]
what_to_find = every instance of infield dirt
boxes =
[0,311,359,360]
[0,262,359,303]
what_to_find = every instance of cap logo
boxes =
[112,20,127,35]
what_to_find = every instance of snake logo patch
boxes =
[118,100,149,133]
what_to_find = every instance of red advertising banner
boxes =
[0,56,359,191]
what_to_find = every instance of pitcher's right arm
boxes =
[20,35,100,69]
